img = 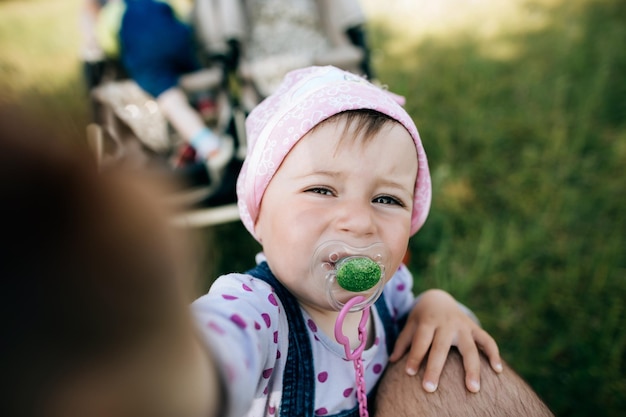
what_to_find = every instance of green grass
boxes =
[0,0,89,144]
[370,1,626,415]
[2,0,624,415]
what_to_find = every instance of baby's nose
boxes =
[336,199,376,236]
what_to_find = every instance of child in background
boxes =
[96,0,232,167]
[0,109,222,417]
[192,65,503,417]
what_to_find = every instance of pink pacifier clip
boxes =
[334,296,371,417]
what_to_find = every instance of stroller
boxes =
[84,0,246,227]
[87,63,246,225]
[192,0,374,111]
[85,0,373,228]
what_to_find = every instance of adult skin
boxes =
[375,348,554,417]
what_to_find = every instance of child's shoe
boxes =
[172,143,197,168]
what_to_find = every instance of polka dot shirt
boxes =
[192,264,416,417]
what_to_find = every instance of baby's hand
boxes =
[388,289,503,393]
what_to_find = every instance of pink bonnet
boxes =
[236,65,431,240]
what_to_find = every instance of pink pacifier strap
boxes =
[334,296,371,417]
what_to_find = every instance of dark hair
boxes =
[0,108,187,416]
[309,109,400,144]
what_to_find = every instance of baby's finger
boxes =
[420,328,453,392]
[403,325,435,376]
[457,335,481,393]
[473,328,503,373]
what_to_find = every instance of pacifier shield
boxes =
[336,257,381,292]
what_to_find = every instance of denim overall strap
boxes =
[246,262,315,417]
[246,262,401,417]
[373,293,399,356]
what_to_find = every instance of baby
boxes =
[95,0,231,166]
[192,65,502,417]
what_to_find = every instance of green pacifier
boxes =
[336,257,382,293]
[312,241,388,311]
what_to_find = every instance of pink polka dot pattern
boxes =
[273,331,278,343]
[318,371,328,382]
[254,321,261,330]
[373,363,383,374]
[262,313,271,327]
[268,293,278,306]
[396,283,406,291]
[222,294,238,300]
[307,319,318,332]
[230,314,246,329]
[276,350,281,359]
[315,407,328,415]
[242,283,253,291]
[374,337,380,346]
[262,368,274,379]
[207,321,225,335]
[225,363,236,383]
[269,405,276,415]
[343,387,353,397]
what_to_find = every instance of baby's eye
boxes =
[372,195,404,206]
[306,187,334,196]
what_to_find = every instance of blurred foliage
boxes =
[1,0,624,416]
[0,0,89,145]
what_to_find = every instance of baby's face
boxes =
[255,118,418,311]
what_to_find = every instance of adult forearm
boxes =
[375,348,554,417]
